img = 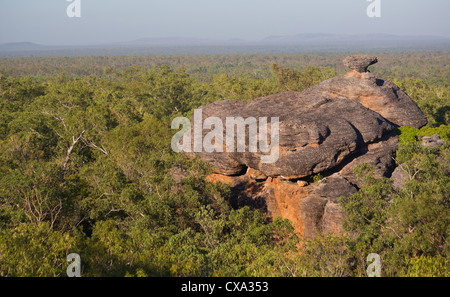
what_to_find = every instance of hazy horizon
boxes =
[1,0,450,46]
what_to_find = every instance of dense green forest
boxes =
[0,52,449,277]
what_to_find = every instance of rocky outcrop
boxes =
[343,55,378,73]
[180,55,428,239]
[314,173,357,202]
[187,92,395,179]
[391,134,446,190]
[339,134,399,187]
[391,163,409,190]
[207,171,357,238]
[301,71,427,128]
[422,134,445,148]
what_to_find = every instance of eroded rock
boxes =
[343,55,378,73]
[186,93,394,179]
[314,173,357,203]
[422,134,445,148]
[181,55,428,239]
[203,172,350,239]
[301,71,428,128]
[391,163,409,190]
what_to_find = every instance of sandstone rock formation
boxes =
[391,163,409,190]
[181,55,428,239]
[187,92,395,179]
[343,55,378,73]
[302,56,427,128]
[391,135,446,190]
[422,134,445,148]
[314,173,357,202]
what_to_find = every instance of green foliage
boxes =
[340,164,395,249]
[393,78,449,127]
[0,53,448,277]
[270,64,336,92]
[397,126,421,143]
[312,173,324,183]
[397,125,450,144]
[0,222,83,277]
[401,255,450,277]
[419,125,450,141]
[211,73,280,102]
[340,144,450,276]
[295,234,353,277]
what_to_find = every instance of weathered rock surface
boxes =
[343,55,378,73]
[187,93,395,179]
[339,133,399,187]
[322,202,347,235]
[246,167,268,181]
[181,55,428,238]
[391,163,409,190]
[314,173,357,203]
[208,171,356,239]
[301,71,427,128]
[422,134,445,148]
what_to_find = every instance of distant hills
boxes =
[260,33,449,44]
[113,37,248,46]
[1,34,449,57]
[0,42,85,52]
[0,42,49,51]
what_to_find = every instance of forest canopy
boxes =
[0,52,449,277]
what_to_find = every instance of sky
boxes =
[0,0,449,45]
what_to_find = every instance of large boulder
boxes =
[391,163,409,190]
[179,55,428,238]
[186,92,395,179]
[422,134,445,148]
[314,173,357,203]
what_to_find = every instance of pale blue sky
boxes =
[0,0,449,45]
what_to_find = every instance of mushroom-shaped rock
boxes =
[343,55,378,73]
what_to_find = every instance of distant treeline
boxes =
[1,51,449,84]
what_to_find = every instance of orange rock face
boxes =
[263,177,311,235]
[206,174,242,186]
[207,171,347,239]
